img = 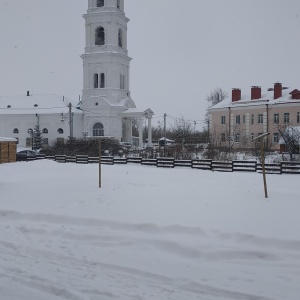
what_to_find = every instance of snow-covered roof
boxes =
[122,108,154,117]
[209,87,300,110]
[0,137,17,142]
[0,94,82,115]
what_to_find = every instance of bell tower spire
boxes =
[81,0,136,139]
[82,0,130,103]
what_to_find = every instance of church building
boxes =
[0,0,154,148]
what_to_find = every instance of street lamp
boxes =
[60,103,73,139]
[82,131,88,139]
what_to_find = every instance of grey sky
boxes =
[0,0,299,129]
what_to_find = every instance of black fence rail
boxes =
[191,159,212,170]
[21,155,300,175]
[127,157,142,164]
[174,160,192,168]
[157,157,174,168]
[232,160,257,172]
[212,161,233,172]
[257,163,281,174]
[141,158,157,166]
[281,161,300,174]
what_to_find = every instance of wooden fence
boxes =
[26,154,300,175]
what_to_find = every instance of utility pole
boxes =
[68,103,73,139]
[164,113,167,157]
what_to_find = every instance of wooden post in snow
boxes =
[254,132,269,199]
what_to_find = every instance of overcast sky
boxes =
[0,0,300,129]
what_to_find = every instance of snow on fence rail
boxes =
[27,154,300,174]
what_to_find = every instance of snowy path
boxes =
[0,161,300,299]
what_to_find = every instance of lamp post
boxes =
[82,131,88,139]
[60,103,73,139]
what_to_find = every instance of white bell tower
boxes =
[81,0,136,140]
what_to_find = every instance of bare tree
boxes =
[277,124,300,161]
[205,87,228,121]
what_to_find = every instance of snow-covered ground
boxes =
[0,160,299,300]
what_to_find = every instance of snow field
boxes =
[0,160,299,300]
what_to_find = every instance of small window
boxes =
[42,128,48,134]
[28,128,33,134]
[284,113,290,124]
[13,128,19,134]
[274,113,279,124]
[34,104,38,107]
[221,133,226,142]
[95,27,105,45]
[26,138,32,147]
[221,116,226,124]
[43,138,49,146]
[258,114,263,124]
[94,73,99,88]
[117,0,120,9]
[7,105,11,108]
[100,73,105,88]
[118,28,123,48]
[297,112,300,123]
[251,133,254,140]
[15,137,19,144]
[235,134,240,143]
[251,114,254,125]
[273,133,279,143]
[97,0,104,7]
[242,115,246,123]
[95,102,99,106]
[58,128,64,134]
[235,115,240,124]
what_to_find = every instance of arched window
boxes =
[93,123,104,136]
[58,128,64,134]
[118,28,123,48]
[13,128,19,134]
[97,0,104,7]
[42,128,48,134]
[94,73,99,88]
[100,73,105,88]
[95,27,105,45]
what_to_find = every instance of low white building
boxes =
[0,93,82,147]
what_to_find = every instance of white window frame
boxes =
[273,133,279,143]
[221,115,226,124]
[235,134,240,143]
[284,113,290,123]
